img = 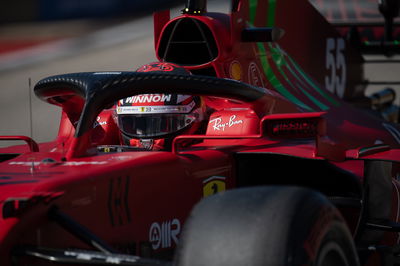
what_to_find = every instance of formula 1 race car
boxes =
[1,0,400,265]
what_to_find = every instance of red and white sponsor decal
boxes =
[209,115,243,131]
[117,94,195,114]
[119,94,172,105]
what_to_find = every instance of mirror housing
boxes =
[241,27,285,42]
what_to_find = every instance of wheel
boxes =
[174,186,359,266]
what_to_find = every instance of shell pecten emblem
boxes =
[229,61,242,81]
[203,176,226,197]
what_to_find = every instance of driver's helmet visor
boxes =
[115,94,200,138]
[117,113,198,138]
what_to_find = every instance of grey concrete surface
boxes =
[364,56,400,102]
[0,0,398,148]
[0,18,156,145]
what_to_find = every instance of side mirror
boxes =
[241,27,285,42]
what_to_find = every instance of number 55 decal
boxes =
[325,38,347,99]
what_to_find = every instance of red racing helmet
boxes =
[114,62,206,150]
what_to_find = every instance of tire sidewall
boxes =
[315,221,359,266]
[174,186,359,266]
[287,192,359,266]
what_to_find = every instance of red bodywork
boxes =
[0,0,399,265]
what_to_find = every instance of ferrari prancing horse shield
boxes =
[203,176,226,197]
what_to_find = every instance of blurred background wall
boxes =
[0,0,184,22]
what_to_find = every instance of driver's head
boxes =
[114,62,206,150]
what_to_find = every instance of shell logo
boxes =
[229,61,242,81]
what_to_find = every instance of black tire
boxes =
[174,186,359,266]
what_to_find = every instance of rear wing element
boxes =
[312,0,400,56]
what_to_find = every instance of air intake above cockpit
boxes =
[157,17,218,66]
